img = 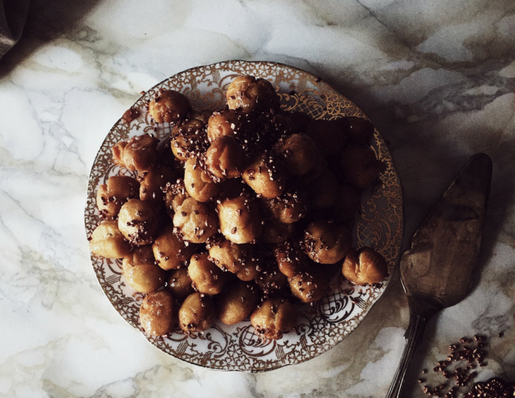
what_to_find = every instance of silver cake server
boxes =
[386,153,492,398]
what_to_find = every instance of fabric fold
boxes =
[0,0,30,59]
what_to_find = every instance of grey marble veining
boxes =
[0,0,514,397]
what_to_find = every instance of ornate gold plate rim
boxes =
[84,60,404,372]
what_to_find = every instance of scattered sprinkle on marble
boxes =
[420,335,490,396]
[418,331,513,397]
[463,378,514,398]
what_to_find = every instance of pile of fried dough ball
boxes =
[89,75,389,340]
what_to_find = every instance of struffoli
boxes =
[91,74,388,339]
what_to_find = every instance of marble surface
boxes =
[0,0,514,397]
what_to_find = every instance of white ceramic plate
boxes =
[85,60,403,372]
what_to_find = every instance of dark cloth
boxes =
[0,0,30,59]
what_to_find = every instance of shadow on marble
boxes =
[0,0,102,77]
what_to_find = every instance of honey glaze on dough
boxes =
[89,74,389,340]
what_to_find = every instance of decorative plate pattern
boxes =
[84,60,404,372]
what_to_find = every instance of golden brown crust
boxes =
[204,136,245,180]
[138,165,176,203]
[139,290,175,336]
[96,176,140,218]
[260,189,309,224]
[188,252,227,295]
[217,280,260,325]
[273,241,308,278]
[173,197,218,243]
[217,195,263,244]
[183,158,220,202]
[89,220,131,259]
[148,89,191,124]
[242,153,286,199]
[164,178,190,214]
[208,239,250,274]
[117,199,160,246]
[342,247,388,285]
[170,119,208,161]
[178,292,216,333]
[122,246,166,293]
[302,220,352,264]
[288,270,328,303]
[206,109,241,142]
[275,133,320,176]
[112,133,159,172]
[250,298,297,340]
[167,268,195,301]
[152,224,197,270]
[225,75,280,113]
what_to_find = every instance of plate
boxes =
[84,60,403,372]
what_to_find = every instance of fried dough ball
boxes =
[118,199,160,246]
[96,187,115,218]
[122,246,166,293]
[260,189,309,224]
[138,165,175,202]
[164,178,190,214]
[255,264,288,295]
[288,269,328,303]
[306,119,347,158]
[208,238,261,281]
[204,136,245,181]
[152,224,197,270]
[274,241,308,278]
[242,153,286,199]
[309,168,338,209]
[148,89,191,124]
[167,268,195,300]
[303,220,352,264]
[342,247,388,285]
[217,195,263,244]
[208,238,249,273]
[250,298,297,340]
[112,133,159,172]
[96,176,140,218]
[179,292,216,333]
[188,252,227,295]
[275,133,320,176]
[343,116,375,145]
[139,290,175,336]
[184,158,220,202]
[173,197,218,243]
[234,261,261,282]
[340,144,385,189]
[217,280,260,325]
[226,75,279,113]
[170,119,208,161]
[89,220,131,259]
[207,109,241,142]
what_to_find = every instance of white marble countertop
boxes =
[1,1,514,397]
